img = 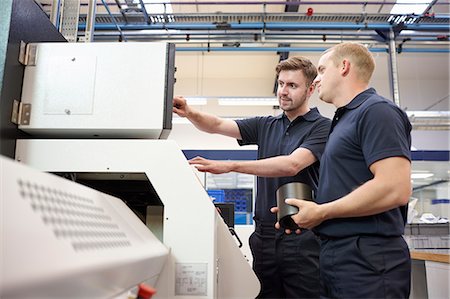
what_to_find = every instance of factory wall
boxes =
[170,51,449,151]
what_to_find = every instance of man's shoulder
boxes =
[236,115,282,128]
[312,114,332,127]
[307,107,332,123]
[359,93,400,113]
[241,114,282,121]
[317,114,332,123]
[358,94,409,127]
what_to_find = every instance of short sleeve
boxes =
[358,102,412,166]
[300,118,331,161]
[235,117,263,146]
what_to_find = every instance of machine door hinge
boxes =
[18,41,37,66]
[11,100,32,125]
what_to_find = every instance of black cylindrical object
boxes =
[276,182,312,230]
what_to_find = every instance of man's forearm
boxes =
[321,167,411,221]
[231,153,313,177]
[185,108,241,139]
[186,109,222,134]
[322,180,402,220]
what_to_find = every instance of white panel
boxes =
[216,218,260,298]
[15,139,260,299]
[425,261,450,299]
[168,123,258,150]
[20,42,170,138]
[235,225,255,266]
[0,156,168,298]
[44,55,96,115]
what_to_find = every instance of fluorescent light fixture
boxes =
[407,111,450,130]
[172,117,192,124]
[390,0,432,15]
[407,111,450,118]
[173,116,241,124]
[144,0,173,14]
[411,173,434,179]
[218,97,279,106]
[185,97,208,106]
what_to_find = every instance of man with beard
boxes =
[173,56,330,298]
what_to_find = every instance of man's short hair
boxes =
[276,56,318,86]
[326,42,376,83]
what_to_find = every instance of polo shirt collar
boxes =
[278,107,322,122]
[345,88,376,110]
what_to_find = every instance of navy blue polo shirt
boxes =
[314,88,412,238]
[236,108,331,225]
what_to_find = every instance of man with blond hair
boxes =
[281,43,412,298]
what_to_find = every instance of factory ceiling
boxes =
[37,0,449,51]
[34,1,450,130]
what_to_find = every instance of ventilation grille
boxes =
[18,179,131,252]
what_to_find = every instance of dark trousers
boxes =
[319,235,411,299]
[249,223,320,299]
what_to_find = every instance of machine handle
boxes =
[228,227,243,248]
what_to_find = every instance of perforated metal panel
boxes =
[1,156,169,298]
[17,178,132,251]
[60,0,80,42]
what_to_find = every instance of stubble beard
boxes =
[281,94,307,113]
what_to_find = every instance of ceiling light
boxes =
[218,97,278,106]
[144,0,173,14]
[172,117,193,124]
[390,0,432,15]
[407,111,450,130]
[185,97,207,106]
[411,173,434,179]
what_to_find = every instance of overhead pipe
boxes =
[401,36,450,42]
[388,28,401,106]
[400,48,450,53]
[89,29,381,38]
[173,46,449,53]
[91,35,380,43]
[88,28,448,44]
[79,22,450,31]
[90,30,381,40]
[86,1,449,7]
[86,30,449,52]
[174,47,388,52]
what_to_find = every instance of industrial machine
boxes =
[0,156,169,298]
[9,41,260,298]
[16,42,174,139]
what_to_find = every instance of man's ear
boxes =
[307,82,316,98]
[341,59,351,76]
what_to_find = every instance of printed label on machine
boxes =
[175,263,208,296]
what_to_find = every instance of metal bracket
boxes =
[18,41,37,66]
[11,100,32,125]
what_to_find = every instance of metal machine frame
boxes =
[15,139,260,298]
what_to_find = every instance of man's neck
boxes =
[334,84,369,108]
[285,107,311,122]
